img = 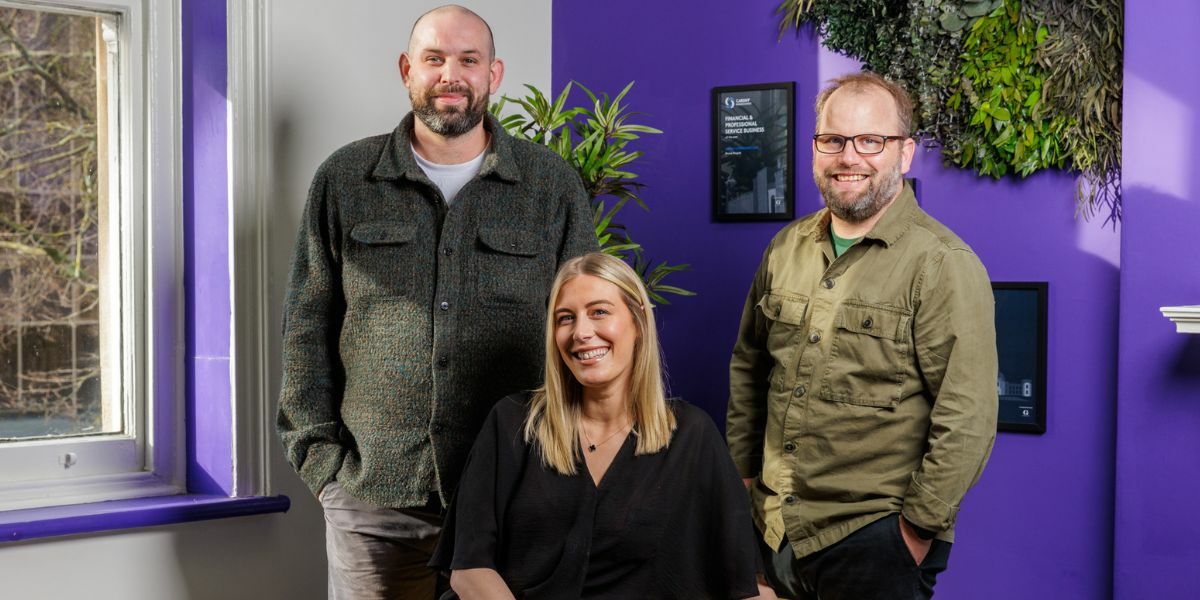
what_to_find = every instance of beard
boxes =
[411,83,489,138]
[814,158,904,223]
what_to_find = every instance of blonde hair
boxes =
[523,253,676,475]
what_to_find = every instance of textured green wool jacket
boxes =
[728,183,998,558]
[278,113,597,508]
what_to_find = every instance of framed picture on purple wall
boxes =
[992,282,1048,434]
[712,82,795,222]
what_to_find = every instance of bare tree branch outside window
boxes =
[0,6,104,439]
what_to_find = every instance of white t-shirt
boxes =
[412,145,487,205]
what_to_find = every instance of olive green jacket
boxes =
[727,184,998,558]
[278,113,597,508]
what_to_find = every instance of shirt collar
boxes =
[372,112,521,184]
[800,179,918,247]
[863,180,918,247]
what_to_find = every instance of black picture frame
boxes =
[712,82,795,222]
[992,282,1048,434]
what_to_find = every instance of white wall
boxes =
[0,2,551,598]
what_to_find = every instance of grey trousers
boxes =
[320,481,447,600]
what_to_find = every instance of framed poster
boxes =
[712,82,795,222]
[992,282,1048,434]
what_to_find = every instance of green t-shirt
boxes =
[829,225,861,258]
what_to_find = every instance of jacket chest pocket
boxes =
[345,221,417,299]
[476,225,547,306]
[756,292,809,375]
[819,301,911,407]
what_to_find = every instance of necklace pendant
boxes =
[587,444,597,453]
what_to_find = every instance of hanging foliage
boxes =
[776,0,909,74]
[1029,0,1123,221]
[777,0,1123,222]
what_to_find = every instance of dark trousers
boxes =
[760,513,952,600]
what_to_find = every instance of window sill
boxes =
[1161,305,1200,334]
[0,494,290,543]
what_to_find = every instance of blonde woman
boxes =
[431,253,770,599]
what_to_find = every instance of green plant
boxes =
[776,0,908,75]
[946,0,1072,178]
[490,82,694,304]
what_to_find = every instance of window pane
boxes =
[0,6,117,441]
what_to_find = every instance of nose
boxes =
[439,60,461,84]
[835,142,863,165]
[573,318,594,342]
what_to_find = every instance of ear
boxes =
[398,52,412,87]
[898,136,916,175]
[488,58,505,95]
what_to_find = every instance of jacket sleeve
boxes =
[555,171,600,265]
[726,241,775,478]
[276,168,347,498]
[903,248,999,533]
[699,410,766,599]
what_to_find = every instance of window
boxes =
[0,0,181,511]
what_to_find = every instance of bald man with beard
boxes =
[277,6,596,598]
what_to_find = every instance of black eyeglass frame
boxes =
[812,133,909,155]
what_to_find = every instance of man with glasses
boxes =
[727,72,998,599]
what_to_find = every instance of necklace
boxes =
[580,418,630,453]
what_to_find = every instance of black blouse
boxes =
[431,394,760,599]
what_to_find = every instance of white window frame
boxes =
[229,0,271,498]
[0,0,183,510]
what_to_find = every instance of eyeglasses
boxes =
[813,133,908,155]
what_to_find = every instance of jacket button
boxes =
[793,385,806,397]
[862,317,873,329]
[821,278,835,289]
[439,301,450,311]
[784,495,797,505]
[784,441,797,453]
[436,356,448,369]
[443,247,453,256]
[808,331,821,343]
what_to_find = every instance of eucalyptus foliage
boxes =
[888,2,966,149]
[777,0,1123,221]
[490,82,694,304]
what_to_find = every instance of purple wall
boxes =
[183,0,232,496]
[1115,2,1200,598]
[552,1,1118,597]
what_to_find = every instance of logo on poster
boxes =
[724,96,753,110]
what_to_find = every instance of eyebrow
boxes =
[554,299,616,314]
[422,47,483,56]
